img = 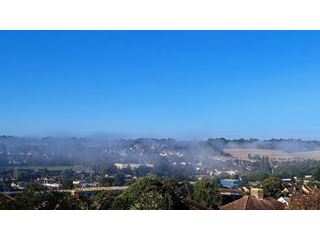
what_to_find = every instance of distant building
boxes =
[11,181,28,190]
[72,180,99,188]
[248,181,261,187]
[43,183,62,189]
[114,163,154,170]
[220,179,243,188]
[281,179,292,182]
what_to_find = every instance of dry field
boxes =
[294,151,320,160]
[224,148,320,161]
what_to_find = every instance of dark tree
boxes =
[60,169,74,189]
[262,177,283,199]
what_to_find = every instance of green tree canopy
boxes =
[112,177,189,210]
[311,166,320,181]
[262,177,283,199]
[191,179,222,210]
[90,191,115,210]
[60,169,74,189]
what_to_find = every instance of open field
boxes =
[224,149,320,161]
[294,151,320,160]
[0,165,87,171]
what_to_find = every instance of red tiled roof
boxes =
[220,196,285,210]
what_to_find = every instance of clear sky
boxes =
[1,31,320,139]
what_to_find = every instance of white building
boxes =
[114,163,154,170]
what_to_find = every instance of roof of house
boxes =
[220,196,285,210]
[181,198,209,210]
[0,192,15,202]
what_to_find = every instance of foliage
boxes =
[152,158,173,177]
[273,160,319,179]
[60,169,74,189]
[13,183,64,210]
[130,191,167,210]
[134,165,152,177]
[112,177,190,210]
[90,191,115,210]
[0,196,16,210]
[98,176,114,187]
[246,172,270,182]
[261,177,283,199]
[114,173,126,186]
[191,179,222,209]
[260,156,272,175]
[13,169,33,182]
[311,166,320,181]
[56,194,92,210]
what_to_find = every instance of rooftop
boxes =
[220,195,285,210]
[220,188,285,210]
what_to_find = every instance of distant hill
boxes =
[1,136,320,166]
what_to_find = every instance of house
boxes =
[248,181,261,187]
[281,178,292,183]
[282,187,290,196]
[277,197,290,206]
[181,198,209,210]
[11,181,28,190]
[114,163,154,170]
[72,180,99,188]
[219,188,243,205]
[43,182,62,189]
[80,182,99,188]
[242,187,250,194]
[220,188,285,210]
[302,185,311,194]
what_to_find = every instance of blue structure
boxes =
[220,179,243,188]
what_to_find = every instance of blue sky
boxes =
[1,31,320,139]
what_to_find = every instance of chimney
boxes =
[251,188,264,200]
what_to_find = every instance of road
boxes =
[59,186,129,193]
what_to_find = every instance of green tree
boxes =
[0,193,16,210]
[130,191,166,210]
[60,169,74,189]
[112,177,162,209]
[13,169,32,182]
[90,191,115,210]
[192,179,222,210]
[262,177,283,199]
[114,173,126,186]
[14,183,64,210]
[152,158,172,177]
[260,156,272,175]
[56,194,91,210]
[246,172,270,182]
[111,177,189,210]
[98,176,114,187]
[135,165,152,177]
[311,166,320,181]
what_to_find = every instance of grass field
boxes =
[224,148,320,161]
[0,165,87,171]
